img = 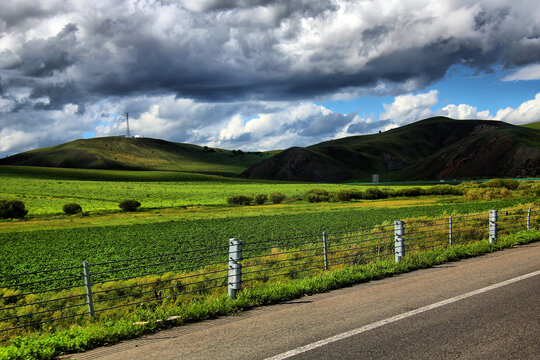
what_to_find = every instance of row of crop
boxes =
[0,198,534,290]
[2,208,537,345]
[0,221,461,343]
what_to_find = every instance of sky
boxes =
[1,0,540,156]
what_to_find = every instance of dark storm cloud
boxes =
[0,0,66,29]
[294,112,355,137]
[1,0,540,155]
[6,24,79,77]
[348,120,392,134]
[2,1,539,106]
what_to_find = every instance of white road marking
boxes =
[265,269,540,360]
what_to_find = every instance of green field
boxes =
[0,166,425,215]
[1,166,539,359]
[1,166,538,279]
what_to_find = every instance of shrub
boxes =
[336,190,359,201]
[0,199,28,219]
[307,194,330,203]
[463,188,512,201]
[523,183,540,198]
[63,203,82,215]
[254,194,267,205]
[502,179,520,190]
[517,182,532,191]
[269,192,286,204]
[226,195,253,206]
[118,199,141,212]
[336,190,353,201]
[483,179,504,188]
[427,185,463,196]
[306,188,329,197]
[362,188,388,200]
[394,187,425,197]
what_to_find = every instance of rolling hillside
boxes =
[243,117,540,181]
[2,117,539,181]
[0,137,277,177]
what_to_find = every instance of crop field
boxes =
[0,197,534,278]
[0,166,538,359]
[1,167,538,274]
[1,166,429,215]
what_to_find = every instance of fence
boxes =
[1,207,538,337]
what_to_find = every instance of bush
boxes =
[0,199,28,219]
[307,194,330,203]
[63,203,82,215]
[254,194,267,205]
[502,179,520,190]
[463,188,512,201]
[226,195,253,206]
[393,187,424,197]
[362,188,388,200]
[482,178,505,188]
[336,189,365,201]
[523,183,540,198]
[336,190,353,201]
[427,185,463,196]
[269,192,286,204]
[118,199,141,212]
[306,188,329,197]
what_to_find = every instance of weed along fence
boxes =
[0,207,539,340]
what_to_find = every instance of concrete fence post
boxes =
[489,210,498,244]
[449,216,453,246]
[228,238,242,299]
[322,232,329,270]
[527,207,531,231]
[394,220,405,263]
[82,261,95,317]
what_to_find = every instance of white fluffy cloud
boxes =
[380,90,439,124]
[438,104,492,120]
[494,93,540,124]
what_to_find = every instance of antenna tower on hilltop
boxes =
[125,112,131,138]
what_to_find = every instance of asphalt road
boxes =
[68,242,540,360]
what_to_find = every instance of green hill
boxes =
[0,137,277,177]
[243,117,540,181]
[2,117,539,181]
[521,121,540,130]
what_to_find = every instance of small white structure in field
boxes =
[372,174,379,184]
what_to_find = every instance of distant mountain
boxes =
[0,136,276,177]
[242,117,540,181]
[241,147,351,182]
[2,117,539,181]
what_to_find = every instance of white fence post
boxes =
[322,232,329,270]
[394,220,405,263]
[82,261,95,317]
[489,210,498,244]
[228,238,242,299]
[449,216,453,246]
[527,207,531,231]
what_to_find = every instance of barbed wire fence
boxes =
[1,207,538,337]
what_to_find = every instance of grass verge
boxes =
[1,229,538,359]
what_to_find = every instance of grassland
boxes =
[0,165,539,359]
[521,121,540,130]
[0,165,433,216]
[1,166,537,277]
[0,137,281,177]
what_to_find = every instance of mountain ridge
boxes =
[1,117,539,181]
